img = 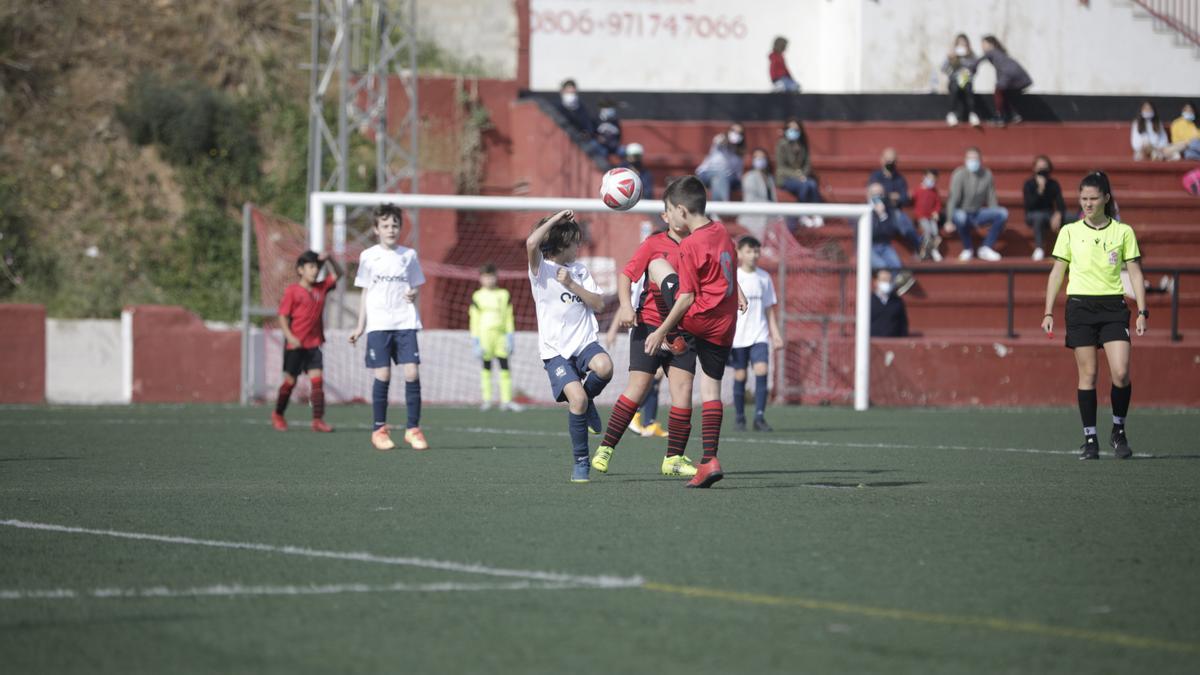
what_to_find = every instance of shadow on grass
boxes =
[733,468,898,476]
[0,456,83,463]
[722,480,926,490]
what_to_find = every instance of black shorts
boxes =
[693,336,732,380]
[629,323,696,375]
[1065,295,1131,349]
[283,347,324,377]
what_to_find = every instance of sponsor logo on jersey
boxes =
[560,291,583,304]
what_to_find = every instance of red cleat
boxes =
[271,412,288,431]
[311,419,333,433]
[686,458,724,488]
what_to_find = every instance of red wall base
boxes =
[129,305,240,403]
[0,304,46,403]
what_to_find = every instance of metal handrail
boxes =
[1132,0,1200,48]
[777,263,1200,342]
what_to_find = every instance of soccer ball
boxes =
[600,167,643,211]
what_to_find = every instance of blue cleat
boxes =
[571,458,590,483]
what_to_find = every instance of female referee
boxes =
[1042,171,1147,460]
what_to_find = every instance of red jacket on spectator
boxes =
[769,52,791,82]
[912,185,943,220]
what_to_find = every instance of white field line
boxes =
[0,519,643,590]
[455,426,1155,458]
[1,579,589,601]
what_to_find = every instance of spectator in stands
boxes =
[769,36,801,93]
[1131,100,1169,161]
[696,124,745,204]
[870,269,910,338]
[942,34,981,127]
[775,118,823,228]
[947,147,1008,261]
[866,182,916,294]
[1165,102,1200,161]
[622,142,653,199]
[555,78,606,163]
[595,99,622,160]
[912,169,944,262]
[738,147,777,237]
[980,35,1032,126]
[1022,155,1066,261]
[867,148,922,258]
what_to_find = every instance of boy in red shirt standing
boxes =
[646,176,746,488]
[912,168,944,262]
[273,250,343,432]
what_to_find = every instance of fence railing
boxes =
[1132,0,1200,48]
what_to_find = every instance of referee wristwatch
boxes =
[1138,309,1150,318]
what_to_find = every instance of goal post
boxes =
[250,190,873,410]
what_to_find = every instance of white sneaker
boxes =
[946,112,959,126]
[968,112,982,127]
[930,248,943,262]
[811,215,825,228]
[978,245,1002,261]
[480,401,493,411]
[1031,247,1044,261]
[502,401,525,412]
[958,249,974,261]
[799,215,814,228]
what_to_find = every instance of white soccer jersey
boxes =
[355,244,426,332]
[733,267,777,348]
[529,258,601,360]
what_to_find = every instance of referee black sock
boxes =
[1111,383,1131,430]
[1078,389,1098,442]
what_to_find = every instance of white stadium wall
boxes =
[525,0,1200,95]
[417,0,519,78]
[45,319,127,405]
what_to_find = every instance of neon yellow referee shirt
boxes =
[1052,219,1141,296]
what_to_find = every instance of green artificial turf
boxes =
[1,404,1197,674]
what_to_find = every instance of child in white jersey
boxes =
[728,236,783,431]
[349,204,429,452]
[526,210,613,482]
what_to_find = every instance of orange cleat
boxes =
[311,419,333,433]
[685,458,724,489]
[371,426,396,451]
[271,412,288,431]
[404,427,429,451]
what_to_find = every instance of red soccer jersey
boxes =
[278,275,337,349]
[622,230,683,327]
[676,220,739,346]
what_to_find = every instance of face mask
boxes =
[869,195,885,205]
[877,282,893,295]
[922,177,935,189]
[965,158,981,173]
[785,128,801,142]
[561,92,578,108]
[1036,168,1050,177]
[1184,112,1196,121]
[954,45,969,57]
[728,131,743,145]
[752,157,768,171]
[599,107,616,121]
[884,161,896,172]
[1141,110,1155,120]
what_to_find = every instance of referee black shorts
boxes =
[1064,295,1131,349]
[629,323,696,375]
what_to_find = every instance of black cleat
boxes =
[1111,429,1133,460]
[1078,440,1100,460]
[753,417,773,432]
[734,418,746,432]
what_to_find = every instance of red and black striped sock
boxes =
[310,376,325,420]
[701,400,723,462]
[275,381,294,415]
[602,395,639,448]
[666,406,692,458]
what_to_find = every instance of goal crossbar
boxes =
[306,191,873,410]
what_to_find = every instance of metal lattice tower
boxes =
[303,0,420,255]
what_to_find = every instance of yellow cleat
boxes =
[371,426,396,451]
[661,455,697,477]
[641,422,669,438]
[404,427,429,451]
[591,445,614,473]
[628,412,645,435]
